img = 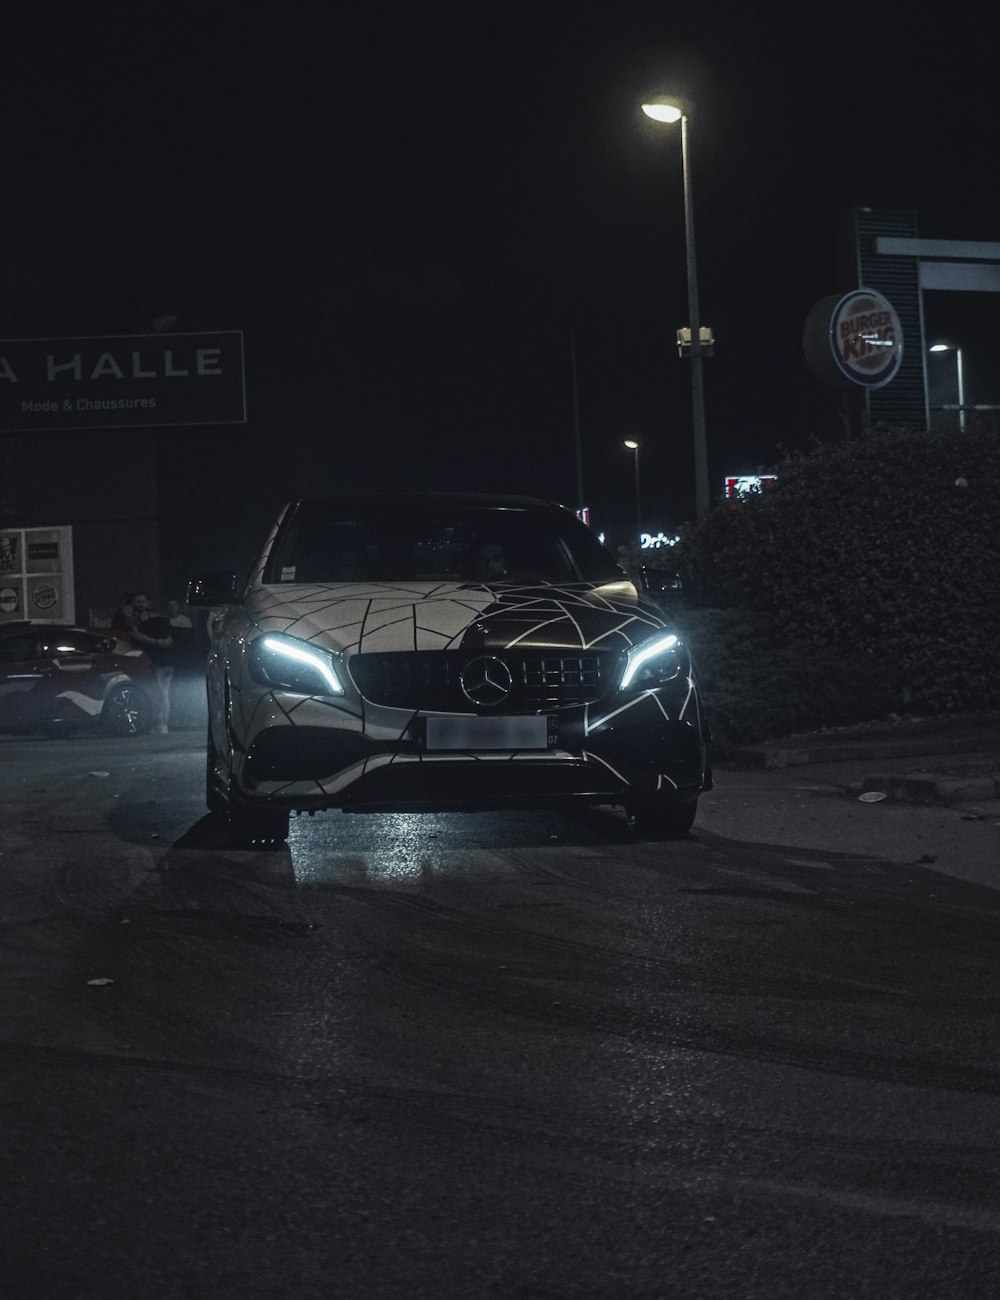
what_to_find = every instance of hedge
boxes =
[668,426,1000,748]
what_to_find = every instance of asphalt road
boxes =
[3,732,1000,1299]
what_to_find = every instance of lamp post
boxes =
[623,438,641,541]
[641,96,710,521]
[929,342,966,431]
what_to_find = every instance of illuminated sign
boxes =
[0,331,247,431]
[640,532,678,549]
[724,475,777,500]
[802,288,903,389]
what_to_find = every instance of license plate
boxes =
[424,714,552,751]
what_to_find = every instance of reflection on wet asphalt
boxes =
[6,735,1000,1297]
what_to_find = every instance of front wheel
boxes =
[102,683,152,736]
[205,726,227,814]
[210,710,290,846]
[624,794,698,838]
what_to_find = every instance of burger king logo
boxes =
[803,288,904,390]
[831,290,902,387]
[31,582,58,611]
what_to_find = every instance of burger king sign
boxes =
[803,288,903,390]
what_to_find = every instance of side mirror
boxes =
[638,566,683,600]
[187,571,242,606]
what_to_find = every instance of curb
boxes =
[860,772,999,807]
[731,733,1000,771]
[725,730,999,807]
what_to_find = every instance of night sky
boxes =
[5,2,999,549]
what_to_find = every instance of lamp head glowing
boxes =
[641,99,684,123]
[624,438,639,449]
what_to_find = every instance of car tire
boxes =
[624,794,698,838]
[101,683,152,736]
[205,726,227,814]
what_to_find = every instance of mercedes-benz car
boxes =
[0,622,156,737]
[188,494,711,844]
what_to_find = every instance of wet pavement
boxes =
[701,711,1000,894]
[3,720,1000,1297]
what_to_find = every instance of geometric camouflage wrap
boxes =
[196,496,710,840]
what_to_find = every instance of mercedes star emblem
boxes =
[459,655,513,707]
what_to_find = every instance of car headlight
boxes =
[247,633,345,696]
[619,632,684,691]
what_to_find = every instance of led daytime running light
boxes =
[620,632,680,689]
[259,634,344,695]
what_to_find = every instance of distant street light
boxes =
[623,438,641,540]
[929,342,966,431]
[641,95,710,521]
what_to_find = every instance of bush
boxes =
[675,607,903,753]
[672,427,1000,747]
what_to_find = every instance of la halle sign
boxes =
[0,330,246,432]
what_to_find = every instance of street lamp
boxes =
[641,95,710,521]
[929,342,966,431]
[623,438,641,540]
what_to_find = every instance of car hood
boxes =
[244,578,668,656]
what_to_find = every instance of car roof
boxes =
[286,492,574,514]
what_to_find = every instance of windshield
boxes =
[263,499,623,586]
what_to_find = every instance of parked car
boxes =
[0,622,157,737]
[189,493,712,845]
[637,563,684,605]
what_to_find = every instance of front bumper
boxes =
[230,685,709,813]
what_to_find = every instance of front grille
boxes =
[349,650,613,712]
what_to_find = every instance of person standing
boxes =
[166,598,195,667]
[166,598,192,630]
[110,592,135,632]
[129,592,174,733]
[166,597,202,729]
